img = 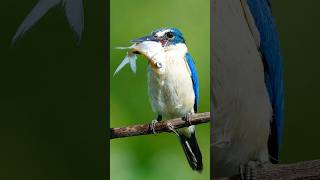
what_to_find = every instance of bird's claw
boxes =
[183,113,192,126]
[150,120,158,134]
[240,162,256,180]
[167,122,180,136]
[239,161,267,180]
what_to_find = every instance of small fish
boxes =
[113,41,165,76]
[113,51,137,76]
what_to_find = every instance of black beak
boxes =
[131,35,158,43]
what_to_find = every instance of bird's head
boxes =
[129,28,186,73]
[131,28,186,48]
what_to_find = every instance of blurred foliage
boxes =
[110,0,210,179]
[272,2,320,163]
[0,1,108,180]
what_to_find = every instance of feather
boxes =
[12,0,61,44]
[185,53,199,112]
[240,0,261,48]
[247,0,284,163]
[212,1,273,176]
[179,132,203,171]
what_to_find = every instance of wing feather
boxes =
[247,0,284,163]
[185,53,199,113]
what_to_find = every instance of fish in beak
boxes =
[113,40,165,76]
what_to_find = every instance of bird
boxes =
[212,0,283,179]
[12,0,83,44]
[130,28,203,171]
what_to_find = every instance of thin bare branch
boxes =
[214,159,320,180]
[110,112,210,139]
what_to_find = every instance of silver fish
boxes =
[113,41,164,76]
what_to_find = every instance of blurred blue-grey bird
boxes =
[212,0,283,179]
[115,28,203,171]
[12,0,83,44]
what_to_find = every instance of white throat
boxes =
[164,43,188,53]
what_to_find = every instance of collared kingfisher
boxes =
[130,28,203,171]
[212,0,283,179]
[12,0,83,44]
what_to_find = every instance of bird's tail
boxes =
[179,132,203,172]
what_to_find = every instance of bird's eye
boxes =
[166,32,174,39]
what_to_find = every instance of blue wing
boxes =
[185,53,199,113]
[247,0,284,163]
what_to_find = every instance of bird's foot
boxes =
[150,120,158,134]
[183,112,192,126]
[239,161,267,180]
[166,122,180,137]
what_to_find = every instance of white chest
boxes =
[147,44,195,118]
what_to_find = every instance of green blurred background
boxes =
[110,0,210,180]
[272,2,320,163]
[0,1,108,180]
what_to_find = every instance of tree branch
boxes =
[111,112,320,179]
[214,159,320,180]
[110,112,210,139]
